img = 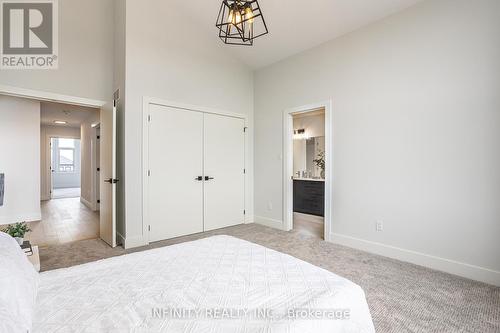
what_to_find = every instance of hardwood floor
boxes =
[293,212,324,239]
[26,197,99,247]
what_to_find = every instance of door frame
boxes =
[1,85,104,202]
[142,97,248,244]
[91,124,101,211]
[283,100,333,241]
[0,84,105,108]
[0,86,113,243]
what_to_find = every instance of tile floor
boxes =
[292,212,324,239]
[25,197,99,247]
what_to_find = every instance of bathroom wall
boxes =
[293,112,325,178]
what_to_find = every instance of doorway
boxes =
[283,101,333,241]
[50,137,81,199]
[0,86,117,249]
[292,110,325,239]
[37,102,101,246]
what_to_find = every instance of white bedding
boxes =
[33,235,375,333]
[0,232,39,333]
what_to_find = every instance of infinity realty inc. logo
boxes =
[1,0,58,69]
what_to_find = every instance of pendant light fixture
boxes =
[216,0,268,46]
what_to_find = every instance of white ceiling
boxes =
[40,102,98,128]
[175,0,423,69]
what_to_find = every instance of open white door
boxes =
[100,100,116,247]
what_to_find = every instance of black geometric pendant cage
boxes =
[216,0,269,46]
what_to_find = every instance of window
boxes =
[53,138,78,172]
[53,138,79,172]
[58,148,75,172]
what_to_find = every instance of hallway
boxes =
[26,198,99,247]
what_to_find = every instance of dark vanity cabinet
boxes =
[293,179,325,217]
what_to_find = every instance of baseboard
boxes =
[244,214,255,224]
[0,212,42,226]
[254,216,284,230]
[123,235,148,249]
[331,233,500,287]
[80,196,93,210]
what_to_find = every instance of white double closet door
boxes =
[148,104,245,242]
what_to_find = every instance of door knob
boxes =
[205,176,214,181]
[104,178,119,184]
[195,176,203,181]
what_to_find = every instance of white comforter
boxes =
[34,235,375,333]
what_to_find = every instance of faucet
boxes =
[296,171,300,178]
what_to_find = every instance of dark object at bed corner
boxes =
[293,179,324,217]
[21,241,33,256]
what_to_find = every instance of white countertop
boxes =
[293,177,325,182]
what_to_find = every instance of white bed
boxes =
[1,233,375,333]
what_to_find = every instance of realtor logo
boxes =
[1,0,58,69]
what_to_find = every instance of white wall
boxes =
[0,96,41,224]
[121,0,254,247]
[80,111,99,207]
[40,125,80,200]
[254,0,500,285]
[0,0,114,102]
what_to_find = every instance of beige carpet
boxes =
[39,223,500,333]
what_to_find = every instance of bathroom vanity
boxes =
[293,178,325,216]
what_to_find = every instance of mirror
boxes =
[293,136,325,179]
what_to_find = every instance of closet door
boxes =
[148,105,204,242]
[203,113,245,231]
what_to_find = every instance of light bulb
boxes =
[228,8,242,26]
[245,6,254,23]
[234,11,242,25]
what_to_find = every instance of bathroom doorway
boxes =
[283,101,332,241]
[292,110,325,239]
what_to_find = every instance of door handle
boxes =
[105,178,119,184]
[195,176,203,181]
[205,176,214,181]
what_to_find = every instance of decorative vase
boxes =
[321,169,325,179]
[14,237,23,245]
